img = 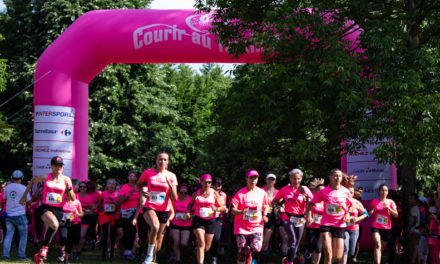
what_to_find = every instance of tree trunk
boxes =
[400,162,417,260]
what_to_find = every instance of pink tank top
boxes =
[263,186,278,215]
[172,196,192,226]
[42,173,66,207]
[346,199,359,231]
[195,188,216,219]
[307,201,324,229]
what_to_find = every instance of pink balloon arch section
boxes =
[33,9,377,185]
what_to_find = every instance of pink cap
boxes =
[246,170,259,177]
[179,185,189,191]
[200,174,212,181]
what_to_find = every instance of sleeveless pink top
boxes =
[172,196,192,227]
[195,188,216,220]
[42,173,66,208]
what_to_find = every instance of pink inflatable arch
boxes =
[33,10,361,181]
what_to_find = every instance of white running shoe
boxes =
[143,254,154,264]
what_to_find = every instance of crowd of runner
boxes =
[0,152,437,264]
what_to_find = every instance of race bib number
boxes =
[46,192,62,205]
[215,211,222,218]
[326,204,343,215]
[176,212,188,220]
[199,207,214,218]
[346,217,356,226]
[104,203,116,213]
[376,215,389,225]
[290,216,305,227]
[62,212,74,221]
[243,209,260,221]
[120,208,135,219]
[149,191,166,205]
[268,206,273,213]
[313,214,322,224]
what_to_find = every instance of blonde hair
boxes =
[342,174,358,188]
[309,178,325,192]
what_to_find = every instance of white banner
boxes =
[346,143,392,200]
[33,105,75,178]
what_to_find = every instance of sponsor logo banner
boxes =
[33,141,73,159]
[34,123,74,142]
[35,105,75,124]
[33,158,72,178]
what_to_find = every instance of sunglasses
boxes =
[79,186,87,188]
[204,181,212,184]
[179,191,188,194]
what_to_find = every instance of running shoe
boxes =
[143,254,154,264]
[297,252,305,264]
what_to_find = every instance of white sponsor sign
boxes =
[33,105,75,178]
[34,123,74,142]
[34,105,75,124]
[346,143,391,200]
[33,141,73,159]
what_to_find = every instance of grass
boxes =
[0,242,406,264]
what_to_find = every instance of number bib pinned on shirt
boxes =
[46,192,62,205]
[104,203,116,213]
[326,204,343,215]
[313,214,322,224]
[149,191,166,205]
[376,215,389,225]
[199,207,214,218]
[290,216,305,227]
[62,212,74,221]
[120,208,135,219]
[176,212,187,220]
[243,209,260,221]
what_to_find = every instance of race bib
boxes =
[199,207,214,218]
[313,214,322,224]
[326,204,343,215]
[215,211,222,218]
[290,216,305,227]
[46,192,62,205]
[149,191,166,205]
[376,215,389,225]
[346,217,356,226]
[104,203,116,213]
[120,208,135,219]
[243,209,260,221]
[176,212,188,220]
[267,206,273,213]
[62,212,74,221]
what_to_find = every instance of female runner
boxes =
[307,169,352,264]
[369,184,398,264]
[231,170,269,264]
[187,174,225,264]
[170,184,192,264]
[260,174,278,264]
[136,151,178,264]
[272,169,313,264]
[19,156,75,264]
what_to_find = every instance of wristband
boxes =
[363,211,369,219]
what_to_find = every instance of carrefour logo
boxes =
[61,129,72,136]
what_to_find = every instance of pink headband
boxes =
[180,185,189,191]
[246,170,259,177]
[200,174,212,181]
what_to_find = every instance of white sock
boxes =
[147,244,155,257]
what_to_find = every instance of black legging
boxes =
[306,227,322,254]
[210,217,223,257]
[282,219,305,263]
[59,223,81,254]
[121,215,137,252]
[101,222,117,257]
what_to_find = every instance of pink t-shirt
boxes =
[307,201,324,229]
[429,219,440,246]
[43,173,67,208]
[76,193,95,213]
[275,185,313,216]
[311,185,352,227]
[215,191,227,218]
[195,189,216,220]
[101,190,119,214]
[172,196,192,227]
[119,184,140,210]
[140,168,178,212]
[346,199,360,231]
[231,187,269,235]
[370,198,396,230]
[62,200,82,224]
[88,190,101,212]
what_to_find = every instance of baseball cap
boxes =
[266,173,276,179]
[11,170,24,179]
[246,170,259,177]
[50,156,64,165]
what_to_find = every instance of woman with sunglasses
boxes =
[76,181,95,260]
[187,174,225,264]
[231,170,270,264]
[137,151,178,264]
[170,185,192,264]
[272,169,313,264]
[19,156,75,264]
[118,170,140,260]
